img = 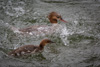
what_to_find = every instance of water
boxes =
[0,0,100,67]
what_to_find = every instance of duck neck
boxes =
[39,42,46,50]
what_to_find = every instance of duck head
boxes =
[48,12,67,24]
[39,39,54,48]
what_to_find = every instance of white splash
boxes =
[59,25,70,46]
[48,24,72,46]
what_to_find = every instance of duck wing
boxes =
[8,45,38,56]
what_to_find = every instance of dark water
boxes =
[0,0,100,67]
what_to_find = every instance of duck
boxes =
[7,11,67,36]
[8,39,54,57]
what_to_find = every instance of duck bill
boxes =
[59,19,67,23]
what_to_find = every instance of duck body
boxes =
[8,45,41,56]
[8,39,54,57]
[18,24,61,36]
[9,12,67,36]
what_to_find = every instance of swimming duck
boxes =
[8,11,67,36]
[8,39,54,57]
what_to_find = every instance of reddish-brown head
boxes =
[39,39,54,48]
[48,12,67,24]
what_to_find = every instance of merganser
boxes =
[7,11,67,36]
[8,39,54,57]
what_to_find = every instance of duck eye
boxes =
[57,16,60,18]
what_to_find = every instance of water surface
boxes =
[0,0,100,67]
